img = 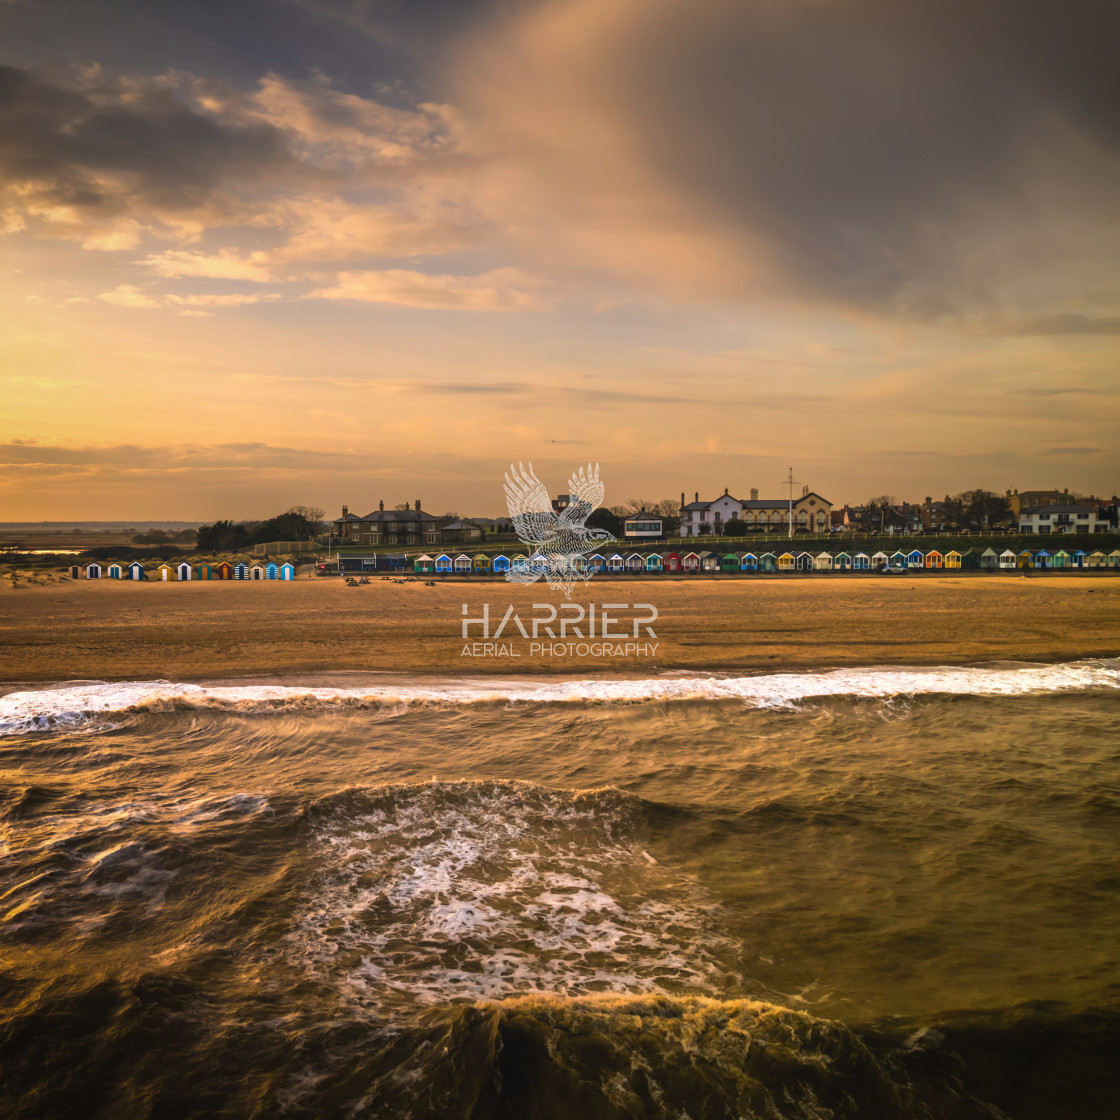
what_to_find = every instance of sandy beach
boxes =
[2,573,1118,682]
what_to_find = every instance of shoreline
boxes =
[2,575,1119,683]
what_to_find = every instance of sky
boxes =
[2,0,1119,520]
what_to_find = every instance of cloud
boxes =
[452,0,1120,318]
[96,284,162,308]
[304,267,549,310]
[141,249,274,280]
[95,283,280,312]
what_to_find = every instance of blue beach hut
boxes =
[907,549,924,568]
[266,562,279,579]
[127,561,145,581]
[492,554,510,573]
[234,562,249,580]
[280,562,295,580]
[645,553,663,572]
[435,554,453,573]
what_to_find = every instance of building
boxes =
[624,509,663,539]
[1018,503,1103,534]
[331,500,447,547]
[678,486,832,537]
[441,518,484,542]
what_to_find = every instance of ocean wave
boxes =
[2,659,1119,734]
[283,779,741,1016]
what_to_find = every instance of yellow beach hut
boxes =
[1087,550,1106,569]
[472,554,490,573]
[945,550,962,569]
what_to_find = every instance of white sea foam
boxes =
[1,660,1118,734]
[283,781,739,1013]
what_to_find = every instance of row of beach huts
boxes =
[69,561,297,581]
[406,546,1120,573]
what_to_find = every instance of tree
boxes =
[586,507,622,538]
[866,495,899,532]
[723,518,747,536]
[954,489,1010,530]
[290,506,325,533]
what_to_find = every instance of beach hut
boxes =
[588,553,605,572]
[1034,549,1051,570]
[608,553,625,572]
[740,552,758,572]
[907,549,925,568]
[627,553,645,572]
[435,554,453,573]
[472,554,490,573]
[128,561,145,581]
[266,562,279,580]
[214,562,233,581]
[999,549,1016,569]
[454,554,472,573]
[700,551,720,572]
[926,550,943,569]
[960,549,980,570]
[1016,550,1033,570]
[814,551,832,570]
[414,554,435,573]
[665,552,681,572]
[250,564,265,580]
[795,551,812,572]
[645,553,663,572]
[176,561,192,581]
[683,552,701,572]
[108,563,123,580]
[870,551,888,570]
[720,551,739,572]
[1052,549,1070,570]
[231,562,247,580]
[68,564,81,579]
[777,552,795,571]
[1072,550,1088,570]
[979,548,998,570]
[832,552,851,570]
[1108,550,1120,569]
[155,563,172,581]
[491,554,510,573]
[758,552,778,572]
[511,554,530,573]
[196,564,212,580]
[1087,550,1107,569]
[890,550,909,570]
[944,551,962,569]
[85,562,102,579]
[853,551,870,570]
[280,563,295,580]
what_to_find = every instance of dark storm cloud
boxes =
[0,64,293,214]
[614,0,1120,308]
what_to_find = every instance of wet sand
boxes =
[2,573,1118,682]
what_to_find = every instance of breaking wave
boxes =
[2,659,1119,733]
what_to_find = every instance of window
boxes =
[1039,513,1050,520]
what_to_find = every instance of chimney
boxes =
[379,500,384,512]
[681,491,685,508]
[342,504,348,517]
[415,499,421,511]
[724,487,729,496]
[750,488,758,501]
[695,491,699,503]
[802,484,809,497]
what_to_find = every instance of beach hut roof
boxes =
[699,551,716,558]
[1074,550,1088,557]
[854,551,869,558]
[816,551,832,558]
[1112,550,1120,557]
[1089,550,1106,557]
[1054,549,1071,557]
[760,551,776,558]
[416,554,434,561]
[627,552,644,560]
[740,551,758,559]
[982,547,997,556]
[646,552,663,559]
[492,554,509,561]
[779,551,794,559]
[473,553,490,560]
[610,552,625,559]
[1000,549,1016,557]
[946,550,961,557]
[455,553,471,560]
[436,553,451,560]
[1035,549,1051,557]
[723,551,739,559]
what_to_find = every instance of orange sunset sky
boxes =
[2,0,1118,520]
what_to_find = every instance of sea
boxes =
[2,661,1119,1118]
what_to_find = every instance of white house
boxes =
[1018,503,1102,534]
